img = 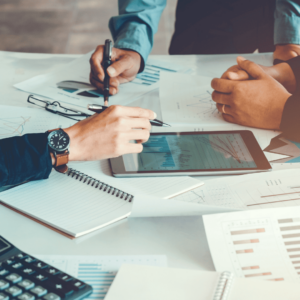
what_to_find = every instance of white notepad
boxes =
[105,264,300,300]
[0,162,203,238]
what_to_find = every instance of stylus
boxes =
[103,39,112,106]
[87,104,171,127]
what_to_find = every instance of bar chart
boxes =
[36,255,167,300]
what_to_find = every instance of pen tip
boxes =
[104,100,108,106]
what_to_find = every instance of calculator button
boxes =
[5,274,22,284]
[35,275,47,282]
[0,270,9,277]
[17,293,35,300]
[4,259,14,266]
[45,269,59,276]
[0,280,9,290]
[57,274,72,282]
[5,286,22,297]
[18,280,34,290]
[22,269,35,276]
[24,258,35,264]
[73,281,85,290]
[11,264,22,270]
[0,292,9,300]
[33,263,47,270]
[43,293,60,300]
[44,282,73,298]
[16,254,27,260]
[30,287,47,297]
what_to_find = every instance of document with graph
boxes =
[173,169,300,210]
[35,255,167,300]
[0,105,75,138]
[203,206,300,283]
[15,51,189,108]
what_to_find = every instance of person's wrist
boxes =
[276,92,292,130]
[63,126,80,161]
[273,63,296,93]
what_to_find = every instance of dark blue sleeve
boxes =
[0,133,53,187]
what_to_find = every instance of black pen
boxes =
[87,104,171,127]
[103,39,112,106]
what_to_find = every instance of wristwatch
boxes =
[47,128,70,173]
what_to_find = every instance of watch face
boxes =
[48,130,70,152]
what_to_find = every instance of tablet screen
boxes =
[123,133,257,171]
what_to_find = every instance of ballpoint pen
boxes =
[87,104,171,127]
[103,39,112,106]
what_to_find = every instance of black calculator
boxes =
[0,236,92,300]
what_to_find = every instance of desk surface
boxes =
[0,51,273,272]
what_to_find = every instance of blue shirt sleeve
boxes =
[0,133,52,187]
[109,0,167,68]
[275,0,300,45]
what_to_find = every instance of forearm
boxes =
[0,133,52,187]
[274,0,300,45]
[109,0,166,68]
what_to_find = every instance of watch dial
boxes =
[48,130,70,151]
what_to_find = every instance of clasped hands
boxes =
[211,56,296,130]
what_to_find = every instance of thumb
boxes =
[107,56,132,77]
[236,56,265,79]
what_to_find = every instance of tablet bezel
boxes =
[110,130,271,177]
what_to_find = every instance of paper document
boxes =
[0,105,75,137]
[15,52,188,108]
[195,53,273,78]
[35,255,167,300]
[203,206,300,282]
[173,169,300,210]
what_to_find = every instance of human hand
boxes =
[221,56,296,93]
[211,58,291,130]
[273,44,300,61]
[89,46,141,96]
[63,105,155,161]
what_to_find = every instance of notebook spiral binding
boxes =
[66,168,134,202]
[212,271,234,300]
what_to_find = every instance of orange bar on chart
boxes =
[233,239,259,245]
[245,272,271,278]
[242,266,259,270]
[236,249,254,254]
[231,229,265,235]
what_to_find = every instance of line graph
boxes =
[0,117,31,138]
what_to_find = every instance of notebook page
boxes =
[0,171,132,237]
[105,265,219,300]
[230,277,300,300]
[70,160,203,199]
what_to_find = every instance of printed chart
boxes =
[36,255,167,300]
[0,117,31,138]
[203,207,300,283]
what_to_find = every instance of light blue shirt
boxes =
[109,0,300,64]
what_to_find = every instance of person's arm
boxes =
[89,0,166,94]
[273,0,300,61]
[0,105,156,188]
[0,133,52,187]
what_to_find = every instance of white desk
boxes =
[0,50,277,272]
[0,51,215,271]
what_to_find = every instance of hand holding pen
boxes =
[87,104,170,127]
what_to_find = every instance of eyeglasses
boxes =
[27,95,92,121]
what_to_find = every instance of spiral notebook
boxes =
[105,265,300,300]
[0,163,203,239]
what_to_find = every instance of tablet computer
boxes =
[110,130,272,177]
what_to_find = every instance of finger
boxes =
[211,90,232,105]
[222,114,235,124]
[123,143,144,154]
[90,46,105,82]
[91,71,120,88]
[127,117,151,131]
[127,129,150,143]
[223,70,250,81]
[107,56,133,77]
[109,105,157,120]
[90,75,119,95]
[216,103,233,116]
[211,78,235,93]
[237,56,265,79]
